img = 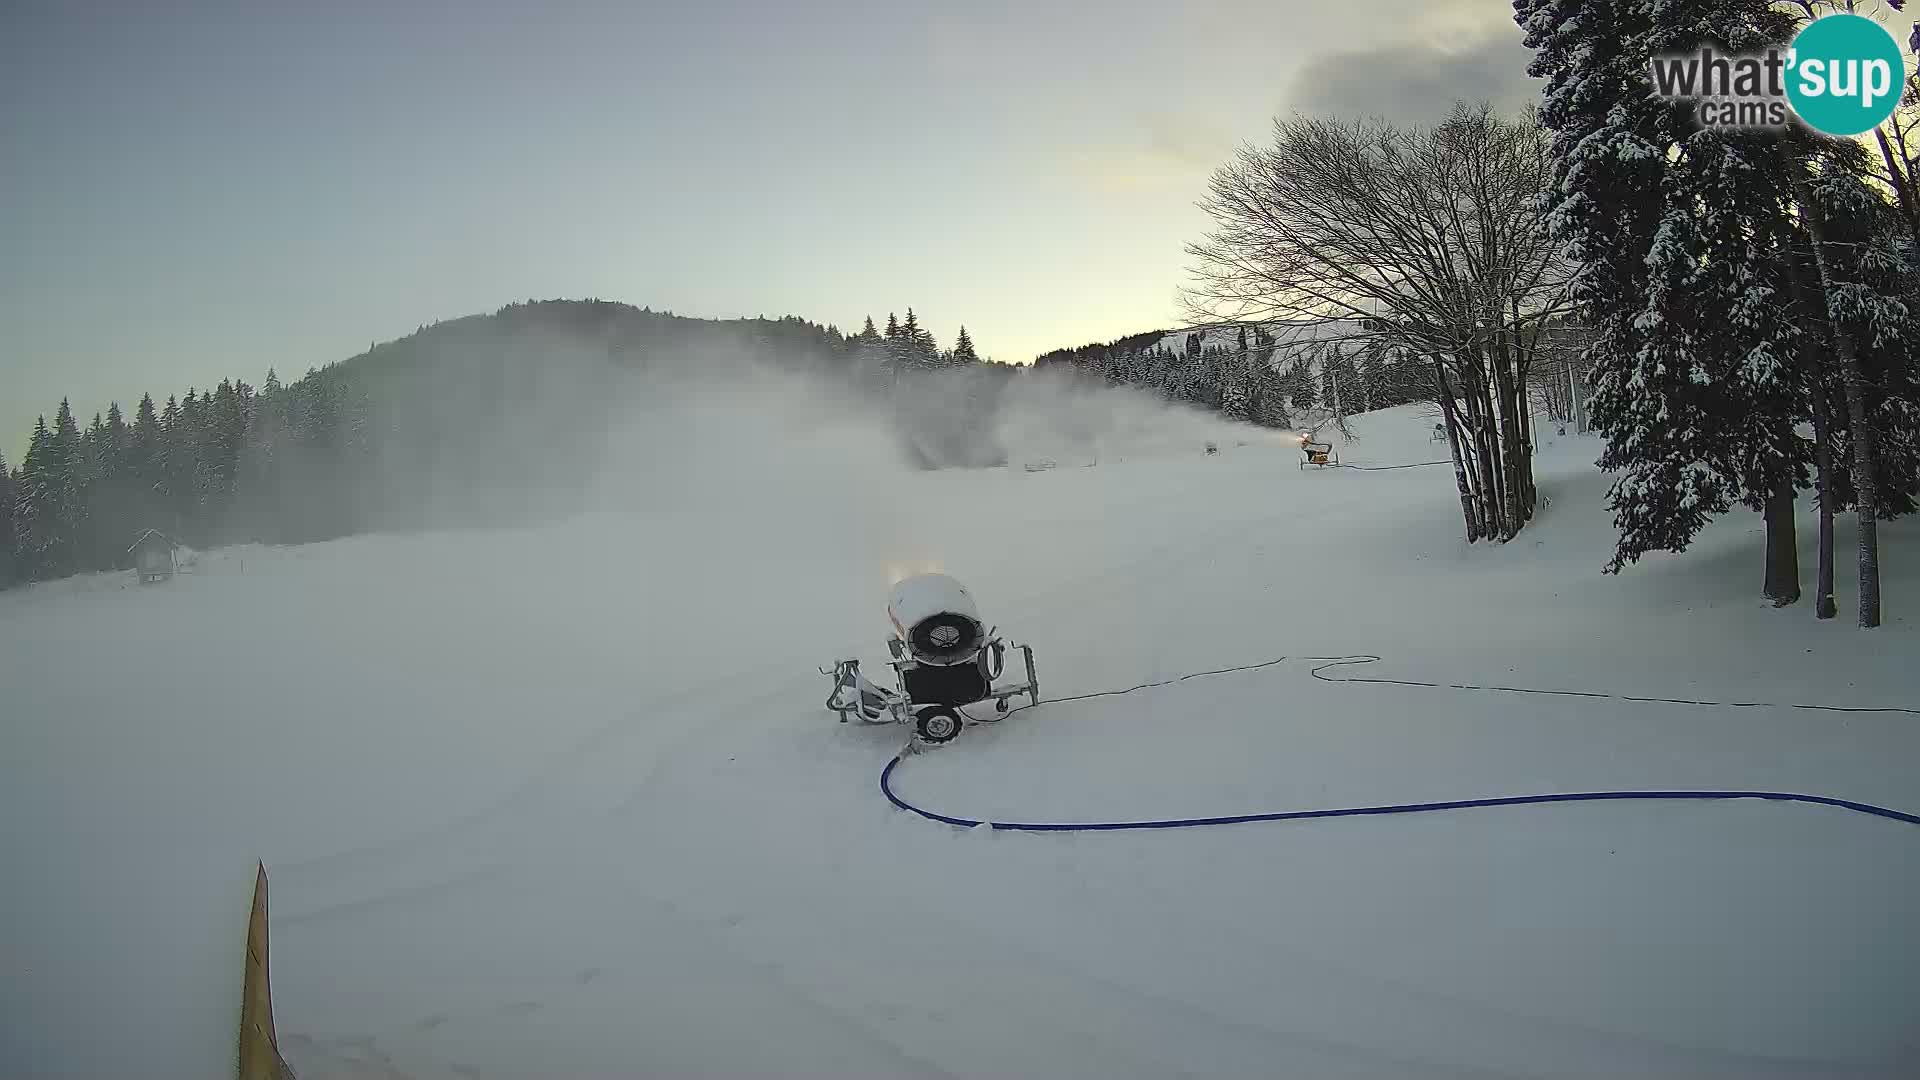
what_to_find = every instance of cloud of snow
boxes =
[982,366,1281,467]
[331,336,1289,656]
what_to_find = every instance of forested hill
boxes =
[316,299,862,526]
[4,299,1316,589]
[0,301,874,586]
[337,300,854,385]
[307,299,866,524]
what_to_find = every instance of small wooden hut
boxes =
[128,529,180,584]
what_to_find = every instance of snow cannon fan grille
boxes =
[906,612,985,666]
[888,573,988,667]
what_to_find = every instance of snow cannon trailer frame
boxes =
[824,573,1040,745]
[1300,440,1339,469]
[824,638,1040,745]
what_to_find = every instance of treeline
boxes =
[847,308,1000,377]
[2,368,371,587]
[0,300,1010,589]
[1032,321,1435,429]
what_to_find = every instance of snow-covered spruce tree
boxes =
[130,393,161,502]
[79,404,130,571]
[1189,346,1226,409]
[0,452,16,588]
[850,315,890,393]
[1254,366,1294,428]
[1219,326,1253,421]
[898,309,938,370]
[1136,346,1169,393]
[198,378,248,533]
[952,325,980,365]
[12,407,79,579]
[1810,162,1920,519]
[15,417,53,579]
[881,312,904,383]
[1247,327,1290,428]
[1786,133,1920,626]
[1287,357,1318,412]
[1679,120,1810,606]
[47,400,87,577]
[236,368,291,544]
[76,412,106,567]
[1520,0,1811,598]
[168,389,207,538]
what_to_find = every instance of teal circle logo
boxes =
[1786,14,1905,136]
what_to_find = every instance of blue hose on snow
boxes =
[878,654,1920,833]
[880,758,1920,832]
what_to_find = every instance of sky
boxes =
[5,0,1543,459]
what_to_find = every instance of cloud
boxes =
[1283,29,1540,125]
[1400,0,1527,40]
[1138,112,1237,169]
[1056,113,1239,194]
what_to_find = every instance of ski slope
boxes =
[4,403,1917,1079]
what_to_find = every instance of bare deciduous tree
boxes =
[1184,102,1571,541]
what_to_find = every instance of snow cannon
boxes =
[823,574,1041,744]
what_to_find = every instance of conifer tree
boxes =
[848,316,890,390]
[1288,358,1318,411]
[881,312,908,381]
[104,402,128,473]
[0,451,16,587]
[1788,135,1920,625]
[1253,361,1293,429]
[953,326,980,365]
[1219,326,1253,421]
[17,416,53,578]
[239,369,291,542]
[1520,0,1812,594]
[80,410,113,567]
[165,390,202,535]
[47,400,86,575]
[132,393,160,474]
[900,308,936,368]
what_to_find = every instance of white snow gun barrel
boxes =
[887,573,986,666]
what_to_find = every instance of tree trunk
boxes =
[1490,336,1525,534]
[1812,387,1838,620]
[1783,228,1840,621]
[1474,386,1505,538]
[1467,370,1507,539]
[1435,361,1482,542]
[1839,358,1883,628]
[1763,480,1800,606]
[1568,350,1585,433]
[1791,169,1884,628]
[1506,343,1537,523]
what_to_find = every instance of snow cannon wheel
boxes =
[915,706,964,744]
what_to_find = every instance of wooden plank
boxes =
[238,862,296,1080]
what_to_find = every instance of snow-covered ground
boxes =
[4,401,1916,1079]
